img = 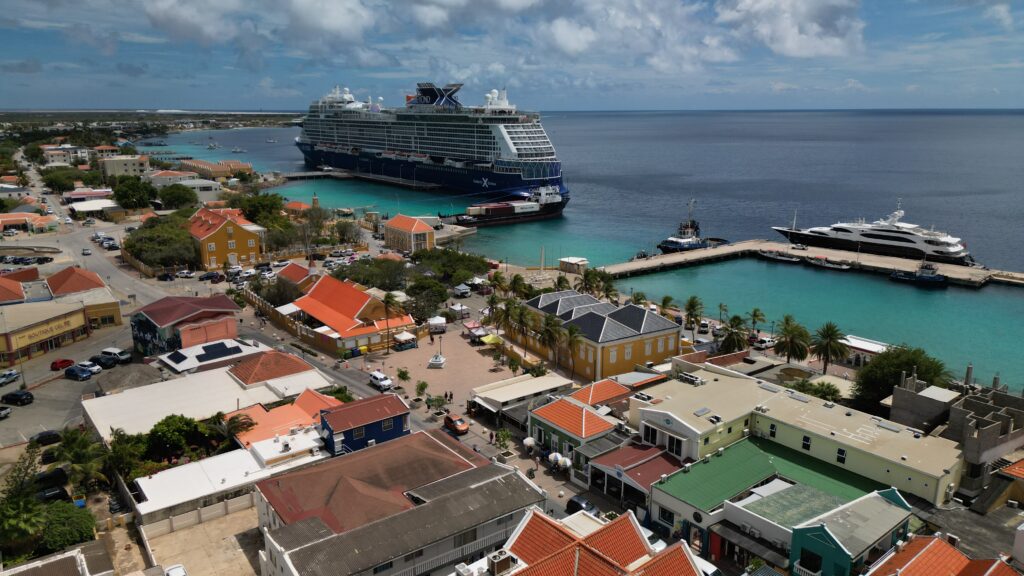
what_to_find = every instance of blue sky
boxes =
[0,0,1020,111]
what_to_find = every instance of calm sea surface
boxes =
[151,111,1024,388]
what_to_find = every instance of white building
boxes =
[144,169,199,188]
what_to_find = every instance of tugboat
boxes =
[657,199,728,254]
[890,263,948,288]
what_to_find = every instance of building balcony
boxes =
[390,527,512,576]
[792,561,822,576]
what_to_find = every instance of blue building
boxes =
[320,393,410,456]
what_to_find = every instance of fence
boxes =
[139,492,257,540]
[120,249,193,279]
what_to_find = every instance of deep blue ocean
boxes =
[151,110,1024,388]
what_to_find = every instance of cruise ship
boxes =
[295,82,568,208]
[772,202,974,265]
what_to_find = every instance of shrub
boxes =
[39,502,96,554]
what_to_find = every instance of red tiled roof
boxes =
[45,266,105,296]
[623,453,685,490]
[570,380,631,406]
[0,277,25,303]
[592,443,664,470]
[581,514,650,568]
[376,252,404,262]
[1000,459,1024,480]
[139,211,158,222]
[866,536,1019,576]
[0,267,39,282]
[229,351,313,385]
[0,175,18,183]
[277,262,310,284]
[77,164,91,171]
[532,398,614,439]
[285,200,311,211]
[632,544,700,576]
[188,207,257,239]
[386,214,433,234]
[256,430,486,533]
[320,394,408,432]
[227,389,341,446]
[136,294,239,327]
[508,510,578,565]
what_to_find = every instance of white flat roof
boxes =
[919,385,961,403]
[250,427,322,466]
[841,335,889,354]
[276,303,301,315]
[472,374,574,409]
[262,370,334,397]
[70,199,119,212]
[158,338,271,373]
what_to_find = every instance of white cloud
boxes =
[983,3,1014,31]
[840,77,867,91]
[257,76,301,98]
[770,80,800,92]
[905,84,920,92]
[715,0,864,58]
[545,17,597,56]
[121,31,166,44]
[410,4,450,28]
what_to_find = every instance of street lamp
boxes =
[770,320,776,337]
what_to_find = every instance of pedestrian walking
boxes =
[489,431,495,444]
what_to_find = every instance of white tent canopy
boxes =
[427,316,447,327]
[449,303,469,312]
[393,331,416,342]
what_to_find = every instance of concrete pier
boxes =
[601,239,1022,288]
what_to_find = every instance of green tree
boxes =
[39,502,97,554]
[630,291,647,305]
[415,380,428,398]
[773,314,810,363]
[564,323,585,380]
[494,428,512,452]
[261,277,304,307]
[24,142,43,163]
[49,428,108,494]
[538,313,566,371]
[554,275,571,291]
[107,428,145,480]
[490,271,508,298]
[508,357,521,376]
[208,412,256,445]
[147,414,205,460]
[396,367,411,389]
[114,176,157,209]
[719,315,749,354]
[382,291,399,355]
[660,295,676,319]
[123,215,200,268]
[683,295,704,342]
[157,183,199,209]
[718,302,728,323]
[334,220,361,244]
[41,169,77,192]
[853,345,950,406]
[747,307,766,335]
[600,279,619,302]
[0,445,44,553]
[810,321,849,377]
[508,273,528,300]
[512,302,536,340]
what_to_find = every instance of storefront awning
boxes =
[472,396,499,413]
[709,522,790,569]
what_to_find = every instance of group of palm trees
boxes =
[715,309,850,375]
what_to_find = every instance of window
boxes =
[657,338,664,353]
[382,418,394,431]
[802,435,811,451]
[658,506,675,526]
[624,345,632,361]
[248,239,256,247]
[643,425,658,445]
[227,226,234,235]
[207,242,216,252]
[744,419,749,427]
[667,435,683,457]
[373,561,393,574]
[837,448,847,464]
[579,345,585,359]
[403,416,410,432]
[209,256,216,267]
[769,423,777,438]
[645,341,652,355]
[535,427,545,445]
[702,437,709,446]
[609,347,617,363]
[454,528,477,547]
[403,550,423,562]
[727,426,732,434]
[564,442,574,456]
[353,426,365,439]
[496,513,514,525]
[227,240,236,249]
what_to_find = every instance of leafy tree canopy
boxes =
[157,183,199,209]
[39,502,96,554]
[853,345,949,406]
[147,414,206,460]
[114,176,157,209]
[124,215,198,268]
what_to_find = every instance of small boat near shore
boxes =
[758,250,802,263]
[890,263,948,288]
[231,147,247,153]
[804,256,852,270]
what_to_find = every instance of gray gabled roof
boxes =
[526,290,580,310]
[527,291,679,344]
[608,304,680,333]
[565,311,638,343]
[558,302,617,321]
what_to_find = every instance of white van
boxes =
[369,371,393,391]
[698,320,710,334]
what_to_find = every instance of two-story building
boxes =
[383,214,435,253]
[130,294,239,355]
[99,155,150,178]
[255,430,544,576]
[528,396,624,487]
[189,207,266,269]
[143,169,199,188]
[519,290,682,380]
[318,393,410,455]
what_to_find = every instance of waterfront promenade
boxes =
[602,239,1024,288]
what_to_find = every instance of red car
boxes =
[50,359,74,371]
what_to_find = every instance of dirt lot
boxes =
[149,508,260,576]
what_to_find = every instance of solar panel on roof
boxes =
[693,407,711,416]
[759,383,781,393]
[877,421,903,433]
[166,351,187,364]
[789,394,811,403]
[196,342,242,362]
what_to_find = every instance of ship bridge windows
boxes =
[860,233,916,243]
[831,227,853,234]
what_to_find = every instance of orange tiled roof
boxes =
[508,511,578,565]
[581,514,651,568]
[139,211,158,222]
[632,545,700,576]
[278,262,310,284]
[532,398,614,439]
[570,379,631,406]
[285,200,311,211]
[1000,459,1024,480]
[866,536,1018,576]
[188,207,257,239]
[291,276,416,339]
[229,350,314,385]
[0,277,25,303]
[0,175,19,184]
[45,266,105,296]
[376,252,404,262]
[93,145,118,150]
[386,214,433,234]
[227,389,341,446]
[150,170,198,178]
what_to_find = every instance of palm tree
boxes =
[554,275,571,291]
[810,321,849,376]
[538,313,566,370]
[509,273,528,300]
[49,427,109,493]
[208,411,257,444]
[772,314,810,363]
[564,324,585,380]
[492,298,515,334]
[747,307,766,336]
[484,293,500,323]
[719,315,749,354]
[512,302,536,339]
[490,270,508,298]
[382,291,398,355]
[718,302,728,323]
[659,295,676,319]
[631,291,647,305]
[683,295,704,342]
[600,280,619,303]
[573,268,598,296]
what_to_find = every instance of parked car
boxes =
[0,406,11,420]
[77,361,102,374]
[30,430,62,446]
[83,218,96,225]
[35,256,53,263]
[210,273,226,284]
[308,252,327,261]
[199,271,219,281]
[65,365,92,381]
[565,495,599,516]
[698,320,710,334]
[40,447,59,464]
[272,259,290,267]
[101,347,132,364]
[50,358,75,371]
[89,354,118,369]
[2,229,18,237]
[81,247,93,256]
[1,390,33,405]
[712,325,726,338]
[754,337,777,350]
[104,243,120,251]
[443,414,470,435]
[176,270,195,278]
[34,466,67,488]
[640,527,668,553]
[227,264,243,274]
[791,243,808,251]
[63,216,73,224]
[369,371,393,391]
[329,249,345,258]
[157,272,175,281]
[36,486,71,503]
[255,261,272,271]
[260,270,276,280]
[125,226,137,232]
[0,369,20,386]
[240,269,257,278]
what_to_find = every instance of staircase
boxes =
[970,474,1014,514]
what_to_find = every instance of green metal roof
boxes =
[653,437,883,513]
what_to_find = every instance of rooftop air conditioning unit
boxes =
[741,523,751,533]
[455,563,473,576]
[716,448,724,456]
[946,534,961,548]
[289,426,299,435]
[488,550,513,576]
[748,528,760,539]
[683,463,692,473]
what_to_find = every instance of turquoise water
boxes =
[617,259,1023,387]
[157,123,1024,389]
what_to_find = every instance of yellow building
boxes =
[0,302,91,367]
[517,290,681,380]
[189,207,266,270]
[383,214,435,253]
[629,359,963,506]
[100,155,150,178]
